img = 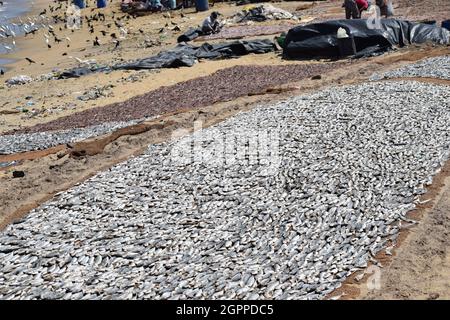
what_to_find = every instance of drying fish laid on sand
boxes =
[2,62,348,138]
[195,24,294,42]
[223,4,299,25]
[371,55,450,80]
[0,119,143,155]
[0,80,449,299]
[1,0,450,303]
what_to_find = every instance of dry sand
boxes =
[0,0,315,134]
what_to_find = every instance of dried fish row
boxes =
[195,24,293,42]
[0,80,449,300]
[371,55,450,80]
[0,119,145,155]
[3,63,348,135]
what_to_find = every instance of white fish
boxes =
[69,56,96,66]
[119,27,127,38]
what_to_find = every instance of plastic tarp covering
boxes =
[283,19,450,59]
[177,27,203,43]
[57,66,110,79]
[114,39,276,70]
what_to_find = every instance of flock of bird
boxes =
[0,0,179,76]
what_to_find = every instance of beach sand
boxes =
[0,0,326,134]
[1,1,449,134]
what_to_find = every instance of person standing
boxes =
[376,0,394,17]
[343,0,369,19]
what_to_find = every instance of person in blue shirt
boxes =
[146,0,163,12]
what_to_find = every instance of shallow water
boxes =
[0,57,13,65]
[0,0,39,61]
[0,0,32,20]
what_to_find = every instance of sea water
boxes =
[0,0,41,64]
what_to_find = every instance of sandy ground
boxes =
[0,0,442,133]
[2,0,442,134]
[0,0,450,300]
[0,0,320,134]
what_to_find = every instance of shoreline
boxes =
[0,0,54,70]
[1,0,124,74]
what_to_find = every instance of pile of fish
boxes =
[224,4,299,25]
[0,119,142,155]
[0,79,449,299]
[371,56,450,80]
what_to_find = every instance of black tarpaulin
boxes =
[283,19,450,59]
[114,44,199,70]
[114,39,277,71]
[57,66,110,79]
[195,40,277,59]
[177,27,203,43]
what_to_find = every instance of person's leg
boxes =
[355,5,363,18]
[379,5,387,17]
[344,0,353,19]
[349,0,360,19]
[385,0,394,17]
[212,21,220,33]
[202,26,213,35]
[345,6,352,19]
[348,0,359,19]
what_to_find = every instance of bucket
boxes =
[442,20,450,31]
[275,34,286,48]
[337,36,356,57]
[195,0,209,12]
[97,0,107,8]
[73,0,85,9]
[168,0,177,9]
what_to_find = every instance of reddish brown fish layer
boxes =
[195,24,295,41]
[4,63,348,135]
